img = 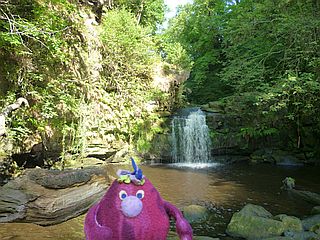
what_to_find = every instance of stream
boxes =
[0,162,319,239]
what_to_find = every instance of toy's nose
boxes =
[121,196,143,218]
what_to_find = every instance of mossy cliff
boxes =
[0,0,187,163]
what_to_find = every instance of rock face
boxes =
[226,204,303,239]
[0,167,110,225]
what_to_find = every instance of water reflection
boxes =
[141,165,246,207]
[0,216,85,240]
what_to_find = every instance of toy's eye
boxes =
[119,190,128,200]
[136,190,144,199]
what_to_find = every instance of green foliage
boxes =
[114,0,166,32]
[239,126,278,139]
[157,37,193,71]
[98,9,166,151]
[100,8,156,68]
[163,0,320,153]
[0,0,81,153]
[162,0,233,103]
[0,0,170,160]
[222,0,320,92]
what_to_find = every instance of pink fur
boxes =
[84,178,193,240]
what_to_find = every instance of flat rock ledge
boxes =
[0,167,110,226]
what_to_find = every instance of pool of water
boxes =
[142,162,320,238]
[0,162,319,239]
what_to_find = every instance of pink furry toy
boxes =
[84,158,193,240]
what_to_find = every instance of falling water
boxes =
[171,108,212,166]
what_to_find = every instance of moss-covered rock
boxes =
[273,214,303,232]
[310,223,320,235]
[226,212,283,239]
[182,205,208,223]
[237,203,273,218]
[226,204,305,239]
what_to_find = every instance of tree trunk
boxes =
[136,0,145,25]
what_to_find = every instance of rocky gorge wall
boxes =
[202,102,319,166]
[0,0,189,171]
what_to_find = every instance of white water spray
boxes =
[171,108,212,165]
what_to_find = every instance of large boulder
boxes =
[0,167,109,225]
[226,204,303,239]
[273,214,303,232]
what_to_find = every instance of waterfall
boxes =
[171,108,212,165]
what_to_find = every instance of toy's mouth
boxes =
[121,196,143,218]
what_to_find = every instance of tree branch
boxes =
[0,97,29,137]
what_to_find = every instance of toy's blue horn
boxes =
[117,158,145,185]
[131,157,143,180]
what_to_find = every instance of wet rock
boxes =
[226,204,305,239]
[263,231,319,240]
[302,214,320,231]
[284,230,319,240]
[182,205,208,223]
[226,205,282,239]
[236,203,273,218]
[311,206,320,215]
[289,190,320,205]
[273,214,303,232]
[281,177,295,190]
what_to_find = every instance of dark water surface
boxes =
[142,163,320,238]
[0,162,319,239]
